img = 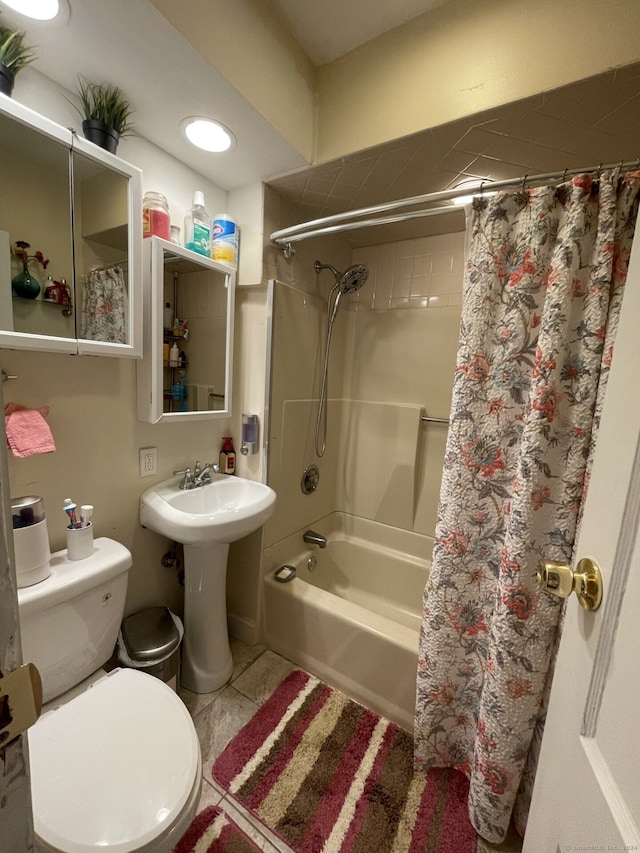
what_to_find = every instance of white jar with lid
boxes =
[143,192,171,240]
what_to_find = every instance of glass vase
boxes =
[12,262,40,300]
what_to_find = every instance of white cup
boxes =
[66,522,93,561]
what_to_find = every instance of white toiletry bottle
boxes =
[184,191,211,257]
[211,213,239,266]
[169,342,180,367]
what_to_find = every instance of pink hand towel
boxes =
[4,403,56,458]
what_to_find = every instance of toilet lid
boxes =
[29,668,200,852]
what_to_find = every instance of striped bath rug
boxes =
[212,670,476,853]
[174,805,262,852]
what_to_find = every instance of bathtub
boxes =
[262,512,431,731]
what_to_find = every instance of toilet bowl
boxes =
[18,538,202,852]
[29,669,201,852]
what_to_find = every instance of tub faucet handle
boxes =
[303,529,327,549]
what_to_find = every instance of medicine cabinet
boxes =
[0,95,142,356]
[137,237,235,423]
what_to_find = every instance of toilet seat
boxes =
[29,668,201,852]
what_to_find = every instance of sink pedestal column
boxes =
[181,542,234,693]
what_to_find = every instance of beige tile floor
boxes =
[178,638,522,853]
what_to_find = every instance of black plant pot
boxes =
[82,119,120,154]
[0,63,15,97]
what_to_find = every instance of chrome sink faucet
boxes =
[173,461,220,490]
[303,529,327,549]
[193,460,220,486]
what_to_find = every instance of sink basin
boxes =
[140,473,276,545]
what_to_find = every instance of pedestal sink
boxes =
[139,473,276,693]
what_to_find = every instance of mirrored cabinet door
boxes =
[0,97,142,357]
[72,144,141,355]
[137,237,235,423]
[0,102,76,351]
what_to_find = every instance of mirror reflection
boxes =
[162,249,228,414]
[72,150,130,345]
[0,110,75,339]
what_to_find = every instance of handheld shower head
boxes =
[313,259,369,458]
[314,260,369,294]
[339,264,368,294]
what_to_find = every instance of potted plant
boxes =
[73,77,134,155]
[0,25,36,97]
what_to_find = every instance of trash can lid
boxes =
[120,606,181,662]
[11,495,46,527]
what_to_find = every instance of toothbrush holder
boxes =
[66,522,93,561]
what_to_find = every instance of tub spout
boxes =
[303,529,327,549]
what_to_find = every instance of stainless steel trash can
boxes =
[117,606,183,691]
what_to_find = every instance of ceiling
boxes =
[270,0,453,66]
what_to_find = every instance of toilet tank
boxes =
[17,538,132,703]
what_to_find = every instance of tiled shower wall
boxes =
[349,231,466,311]
[264,225,466,550]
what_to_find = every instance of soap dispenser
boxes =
[219,436,236,475]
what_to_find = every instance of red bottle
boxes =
[219,436,236,475]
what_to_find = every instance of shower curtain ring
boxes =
[522,174,528,191]
[562,168,568,183]
[479,181,485,197]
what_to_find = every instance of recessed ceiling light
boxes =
[1,0,68,22]
[181,117,235,153]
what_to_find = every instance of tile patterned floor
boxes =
[178,638,522,853]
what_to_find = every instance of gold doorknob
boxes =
[537,558,603,612]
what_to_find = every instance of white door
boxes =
[523,228,640,849]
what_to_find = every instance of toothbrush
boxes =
[80,505,94,527]
[63,498,80,528]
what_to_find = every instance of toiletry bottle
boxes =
[211,213,239,266]
[177,373,188,412]
[169,341,180,367]
[163,342,170,367]
[184,191,210,257]
[219,436,236,475]
[164,302,173,329]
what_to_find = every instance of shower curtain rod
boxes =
[270,157,639,249]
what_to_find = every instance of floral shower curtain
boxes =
[80,266,128,343]
[414,170,640,843]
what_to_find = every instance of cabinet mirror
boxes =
[0,97,142,356]
[137,237,235,423]
[0,105,75,344]
[72,148,132,348]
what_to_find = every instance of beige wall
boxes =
[1,348,236,619]
[317,0,640,161]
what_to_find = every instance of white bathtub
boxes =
[262,512,431,731]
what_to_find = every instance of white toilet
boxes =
[18,537,202,852]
